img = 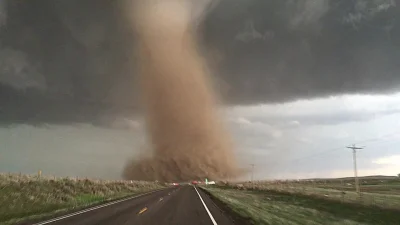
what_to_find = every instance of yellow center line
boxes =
[138,207,148,215]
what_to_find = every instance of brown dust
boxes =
[122,1,242,182]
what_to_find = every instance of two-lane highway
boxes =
[32,186,236,225]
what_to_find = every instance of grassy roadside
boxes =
[0,173,165,225]
[204,186,400,225]
[221,181,400,210]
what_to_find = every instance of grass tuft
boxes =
[205,186,400,225]
[0,173,165,224]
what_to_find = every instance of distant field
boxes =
[309,183,400,195]
[0,173,165,225]
[297,176,400,195]
[218,178,400,210]
[204,186,400,225]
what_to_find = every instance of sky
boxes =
[227,92,400,180]
[1,0,399,126]
[1,92,399,180]
[0,0,399,181]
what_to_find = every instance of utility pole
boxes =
[250,164,255,188]
[346,144,364,194]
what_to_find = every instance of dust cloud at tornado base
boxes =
[122,1,244,182]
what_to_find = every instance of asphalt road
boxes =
[32,186,236,225]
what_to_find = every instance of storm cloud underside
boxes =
[0,0,399,125]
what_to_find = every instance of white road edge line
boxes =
[194,186,218,225]
[33,189,165,225]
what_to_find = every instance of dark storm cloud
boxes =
[0,0,399,125]
[0,1,6,27]
[205,0,400,103]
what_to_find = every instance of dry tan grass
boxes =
[215,180,400,210]
[0,173,165,224]
[204,186,400,225]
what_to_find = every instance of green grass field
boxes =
[280,176,400,195]
[0,173,165,224]
[220,176,400,210]
[306,183,400,195]
[205,186,400,225]
[253,185,400,210]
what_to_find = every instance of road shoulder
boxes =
[199,187,253,225]
[15,188,171,225]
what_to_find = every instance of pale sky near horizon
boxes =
[1,93,399,180]
[227,92,400,180]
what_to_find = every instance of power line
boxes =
[346,144,364,194]
[358,140,400,159]
[264,131,400,181]
[250,163,255,187]
[358,138,400,152]
[282,130,400,165]
[290,147,343,164]
[354,131,400,145]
